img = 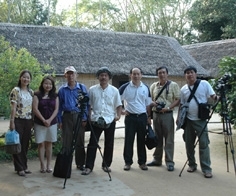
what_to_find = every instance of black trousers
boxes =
[85,121,116,170]
[13,118,33,172]
[123,113,147,165]
[62,112,85,166]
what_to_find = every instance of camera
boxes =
[156,102,166,112]
[215,73,232,93]
[77,91,89,111]
[78,92,89,104]
[93,117,111,129]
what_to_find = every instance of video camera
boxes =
[77,91,89,111]
[215,73,232,93]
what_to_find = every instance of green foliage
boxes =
[214,56,236,126]
[0,36,52,118]
[0,0,64,26]
[188,0,236,42]
[64,0,193,44]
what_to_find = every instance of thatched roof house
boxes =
[0,23,208,87]
[183,39,236,78]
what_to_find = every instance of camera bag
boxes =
[53,149,73,178]
[197,102,211,120]
[190,81,211,120]
[176,79,201,130]
[145,124,158,150]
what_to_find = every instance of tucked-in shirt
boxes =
[9,87,33,119]
[180,80,215,120]
[89,84,122,124]
[150,81,180,111]
[120,81,152,114]
[57,82,88,123]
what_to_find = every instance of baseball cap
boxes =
[64,66,77,73]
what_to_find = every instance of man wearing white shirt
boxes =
[82,67,122,175]
[119,67,152,171]
[180,66,218,178]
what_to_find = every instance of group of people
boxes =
[9,65,218,179]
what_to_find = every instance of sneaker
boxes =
[102,167,111,173]
[124,164,131,171]
[139,164,148,170]
[204,172,213,178]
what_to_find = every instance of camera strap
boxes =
[155,80,171,101]
[187,79,201,103]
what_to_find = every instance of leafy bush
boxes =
[212,56,236,126]
[0,36,53,118]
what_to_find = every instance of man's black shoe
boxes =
[147,162,162,167]
[77,165,85,171]
[167,165,174,171]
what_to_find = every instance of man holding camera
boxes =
[57,66,89,171]
[147,66,180,171]
[82,67,122,175]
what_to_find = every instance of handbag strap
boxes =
[187,79,201,103]
[155,80,171,101]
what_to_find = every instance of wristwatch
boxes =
[167,107,170,110]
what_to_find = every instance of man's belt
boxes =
[128,112,146,117]
[154,110,173,114]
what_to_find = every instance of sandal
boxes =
[40,169,46,173]
[46,169,53,173]
[17,171,25,176]
[187,167,197,173]
[81,168,92,175]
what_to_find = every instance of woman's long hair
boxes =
[17,70,32,88]
[38,75,57,99]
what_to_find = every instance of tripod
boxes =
[179,94,236,177]
[219,87,236,175]
[60,103,111,189]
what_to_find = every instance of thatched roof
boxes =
[183,39,236,78]
[0,23,208,77]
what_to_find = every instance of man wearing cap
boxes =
[179,66,218,178]
[82,67,122,175]
[57,66,88,171]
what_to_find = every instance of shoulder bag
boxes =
[176,79,200,130]
[145,124,158,150]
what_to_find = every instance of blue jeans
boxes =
[184,118,212,173]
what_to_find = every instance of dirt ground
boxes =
[1,113,236,196]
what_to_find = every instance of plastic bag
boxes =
[5,143,21,154]
[5,130,20,145]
